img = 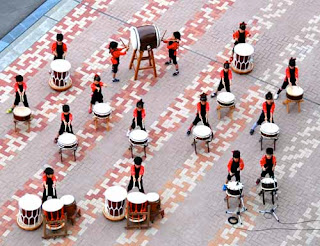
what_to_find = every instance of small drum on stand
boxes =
[192,125,213,154]
[232,43,254,74]
[146,192,164,223]
[13,106,32,132]
[42,199,65,230]
[216,92,236,120]
[103,186,127,221]
[93,103,112,131]
[60,195,81,225]
[17,194,43,230]
[57,133,78,162]
[260,177,278,205]
[283,86,304,113]
[260,123,279,151]
[49,59,72,91]
[225,181,244,209]
[126,192,148,223]
[129,25,161,80]
[129,130,148,158]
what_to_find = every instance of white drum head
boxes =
[192,125,212,138]
[104,186,127,202]
[286,86,303,96]
[260,123,279,135]
[146,192,160,202]
[50,60,71,73]
[19,194,42,211]
[42,199,64,212]
[60,195,75,205]
[153,24,161,48]
[93,103,112,115]
[227,181,243,190]
[129,130,148,142]
[58,133,78,145]
[127,192,147,204]
[234,43,254,56]
[261,178,277,184]
[130,27,140,51]
[13,106,31,117]
[217,92,235,104]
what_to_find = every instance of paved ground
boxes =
[0,0,320,245]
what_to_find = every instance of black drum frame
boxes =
[58,142,78,162]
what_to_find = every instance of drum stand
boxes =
[225,191,247,225]
[59,144,78,162]
[259,205,279,222]
[129,48,157,80]
[259,177,278,205]
[14,118,31,132]
[129,142,148,158]
[125,205,151,229]
[42,214,68,239]
[260,136,277,151]
[216,104,235,120]
[283,99,304,113]
[93,116,110,131]
[192,134,213,155]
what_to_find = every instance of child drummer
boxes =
[109,41,129,83]
[223,150,244,191]
[54,104,73,143]
[127,99,146,137]
[211,61,233,98]
[250,91,275,135]
[162,31,181,76]
[187,93,211,136]
[127,156,145,193]
[89,74,108,114]
[51,33,67,60]
[274,57,299,100]
[6,75,29,113]
[42,167,57,203]
[231,22,250,59]
[256,148,276,185]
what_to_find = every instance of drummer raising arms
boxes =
[127,99,146,136]
[187,93,211,136]
[211,61,232,98]
[250,92,275,135]
[274,57,299,100]
[6,75,29,113]
[127,156,145,193]
[231,22,250,59]
[223,150,244,191]
[89,74,108,114]
[52,33,67,60]
[109,41,129,83]
[162,31,181,76]
[54,104,73,143]
[256,148,276,185]
[42,167,57,203]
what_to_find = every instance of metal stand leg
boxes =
[130,145,134,158]
[260,136,263,150]
[207,141,210,153]
[194,139,197,154]
[144,145,147,157]
[259,206,279,222]
[59,149,63,162]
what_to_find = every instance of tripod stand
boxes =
[259,177,279,222]
[226,188,247,225]
[259,205,279,222]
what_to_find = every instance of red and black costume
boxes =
[59,112,73,135]
[233,29,250,45]
[257,101,275,125]
[42,167,57,203]
[260,155,276,178]
[127,157,145,193]
[51,33,67,60]
[217,69,232,92]
[131,108,146,130]
[193,100,210,127]
[110,47,127,74]
[14,81,29,107]
[163,40,179,65]
[90,81,104,105]
[280,66,299,89]
[227,157,245,181]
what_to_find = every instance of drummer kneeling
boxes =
[127,99,146,137]
[127,157,145,193]
[256,148,276,185]
[223,150,244,191]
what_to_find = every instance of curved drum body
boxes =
[232,43,254,74]
[129,130,148,146]
[261,178,278,190]
[60,195,77,218]
[126,192,148,223]
[146,192,161,214]
[49,59,72,91]
[260,123,279,139]
[192,125,212,141]
[217,92,235,107]
[226,181,243,197]
[93,103,112,119]
[13,107,32,121]
[17,194,43,230]
[286,86,304,101]
[130,25,161,51]
[42,199,65,230]
[103,186,127,221]
[58,133,78,149]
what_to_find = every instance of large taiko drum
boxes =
[192,125,212,141]
[226,181,244,197]
[42,199,65,230]
[13,106,31,121]
[17,194,43,230]
[261,178,278,190]
[57,133,78,149]
[260,123,279,139]
[126,192,148,223]
[286,86,304,101]
[129,129,148,145]
[49,59,72,91]
[130,25,161,51]
[146,192,161,214]
[232,43,254,74]
[217,92,235,107]
[93,103,112,119]
[103,186,127,221]
[60,195,77,218]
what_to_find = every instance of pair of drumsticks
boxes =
[135,180,141,190]
[120,38,130,51]
[64,123,71,132]
[45,185,56,197]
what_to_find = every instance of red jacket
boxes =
[110,48,126,64]
[133,108,146,118]
[220,70,232,80]
[51,42,67,53]
[163,40,179,56]
[260,155,277,167]
[14,82,27,92]
[285,67,299,79]
[262,102,275,114]
[227,158,244,172]
[197,102,209,114]
[91,82,104,92]
[43,175,57,183]
[233,30,250,40]
[131,165,144,176]
[61,113,73,122]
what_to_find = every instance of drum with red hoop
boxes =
[17,194,43,230]
[126,192,148,222]
[42,199,65,230]
[49,59,72,91]
[232,43,254,74]
[103,186,127,221]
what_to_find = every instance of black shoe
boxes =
[211,93,217,98]
[112,78,120,82]
[187,130,191,136]
[256,178,261,185]
[173,71,179,76]
[165,61,171,65]
[250,129,254,135]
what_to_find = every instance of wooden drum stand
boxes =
[129,48,157,80]
[126,205,151,230]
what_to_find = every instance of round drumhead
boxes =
[227,181,243,190]
[286,86,304,96]
[127,192,147,204]
[93,103,112,115]
[153,24,161,48]
[60,195,75,206]
[104,186,127,202]
[50,59,71,73]
[146,192,160,202]
[261,178,277,184]
[234,43,254,56]
[42,199,64,212]
[217,92,235,104]
[192,125,212,138]
[260,123,279,135]
[19,194,42,211]
[58,133,78,145]
[130,26,140,51]
[129,130,148,142]
[13,106,31,117]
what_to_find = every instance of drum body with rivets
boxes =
[49,59,72,91]
[103,186,127,221]
[146,192,160,214]
[60,195,77,218]
[42,199,65,230]
[17,194,43,230]
[232,43,254,74]
[126,192,148,223]
[286,86,304,101]
[13,106,31,121]
[130,25,161,51]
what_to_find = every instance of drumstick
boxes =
[120,38,127,48]
[20,93,23,103]
[68,124,71,132]
[46,186,48,197]
[138,180,141,190]
[64,124,67,132]
[161,30,167,41]
[53,187,55,197]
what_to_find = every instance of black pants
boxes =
[169,50,177,65]
[91,93,103,105]
[58,122,73,135]
[261,168,274,178]
[14,93,29,107]
[280,79,296,90]
[112,64,119,73]
[192,114,211,128]
[131,119,145,130]
[257,111,274,125]
[217,79,231,92]
[127,176,144,193]
[227,171,240,181]
[42,186,57,203]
